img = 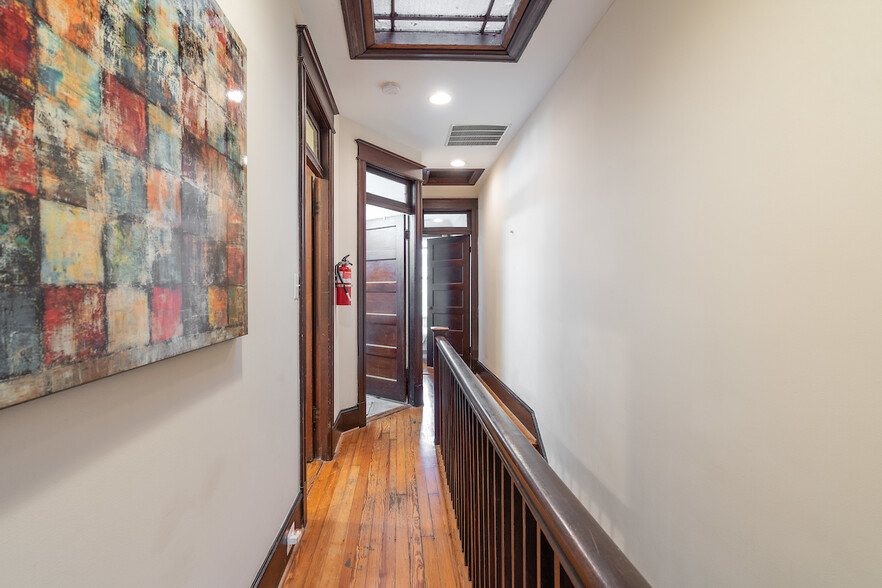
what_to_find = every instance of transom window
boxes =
[341,0,552,62]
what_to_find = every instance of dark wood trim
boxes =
[251,491,304,588]
[339,0,551,62]
[297,26,339,126]
[356,158,368,428]
[357,140,424,181]
[474,361,546,457]
[410,181,424,406]
[423,198,478,211]
[366,193,412,215]
[424,168,484,186]
[332,404,362,451]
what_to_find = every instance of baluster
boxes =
[501,465,511,588]
[511,479,523,587]
[524,505,537,586]
[539,530,555,587]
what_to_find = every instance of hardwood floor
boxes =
[282,379,471,587]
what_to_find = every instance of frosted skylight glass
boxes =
[389,0,490,18]
[371,0,513,36]
[490,0,515,17]
[396,19,484,33]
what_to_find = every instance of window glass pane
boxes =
[490,0,515,17]
[374,19,392,31]
[305,115,319,156]
[424,213,468,228]
[391,0,490,18]
[366,203,401,220]
[366,171,409,204]
[396,19,483,33]
[484,20,505,33]
[373,0,392,16]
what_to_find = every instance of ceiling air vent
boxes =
[446,124,510,147]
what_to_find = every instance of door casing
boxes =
[298,26,339,485]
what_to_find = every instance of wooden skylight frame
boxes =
[340,0,553,62]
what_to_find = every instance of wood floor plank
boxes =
[283,403,470,587]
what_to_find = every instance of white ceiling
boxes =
[299,0,614,171]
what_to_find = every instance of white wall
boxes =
[0,1,304,585]
[333,116,421,419]
[479,1,882,586]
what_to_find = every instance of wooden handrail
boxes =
[434,337,651,588]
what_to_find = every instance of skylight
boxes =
[341,0,552,62]
[372,0,515,34]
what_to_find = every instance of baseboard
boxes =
[332,404,361,453]
[251,490,304,588]
[474,361,547,458]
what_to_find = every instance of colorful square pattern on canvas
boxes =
[0,0,246,410]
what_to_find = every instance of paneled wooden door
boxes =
[365,215,408,402]
[428,235,471,364]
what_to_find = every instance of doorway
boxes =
[298,27,338,470]
[422,199,479,369]
[357,141,425,425]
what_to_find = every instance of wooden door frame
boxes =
[357,140,425,427]
[423,198,479,369]
[298,26,338,494]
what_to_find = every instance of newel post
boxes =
[431,327,449,446]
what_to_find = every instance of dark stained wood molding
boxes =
[422,198,479,211]
[410,182,425,407]
[474,361,546,458]
[356,158,368,428]
[356,140,425,182]
[504,0,553,66]
[297,25,339,128]
[424,168,485,186]
[332,405,362,451]
[251,491,304,588]
[339,0,551,62]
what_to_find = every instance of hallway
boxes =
[283,378,470,587]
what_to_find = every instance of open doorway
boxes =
[298,27,338,470]
[423,199,479,369]
[357,141,425,426]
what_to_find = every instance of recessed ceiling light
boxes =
[450,159,466,167]
[430,91,452,105]
[381,81,401,95]
[227,88,244,103]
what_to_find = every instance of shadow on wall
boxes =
[0,340,243,518]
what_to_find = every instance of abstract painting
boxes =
[0,0,246,410]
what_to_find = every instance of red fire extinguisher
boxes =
[335,255,352,306]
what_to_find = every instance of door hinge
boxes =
[405,229,410,240]
[312,406,319,422]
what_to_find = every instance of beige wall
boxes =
[479,1,882,586]
[0,1,305,585]
[333,116,422,418]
